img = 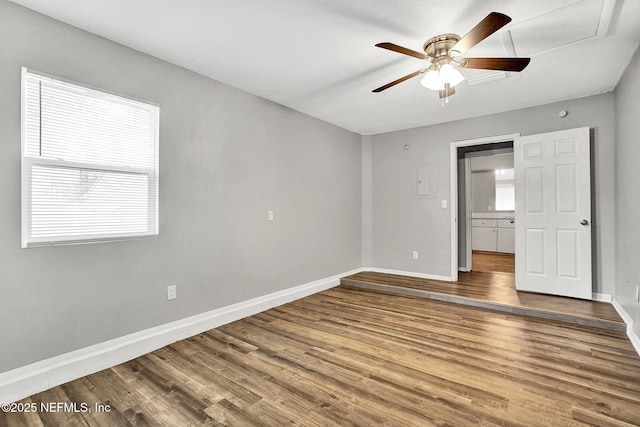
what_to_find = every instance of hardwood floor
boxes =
[471,250,515,274]
[3,286,639,426]
[342,252,625,332]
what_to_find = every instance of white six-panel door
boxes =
[514,127,592,299]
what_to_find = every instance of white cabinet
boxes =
[472,218,515,253]
[497,220,516,254]
[472,219,497,251]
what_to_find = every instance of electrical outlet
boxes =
[413,251,419,260]
[167,285,177,301]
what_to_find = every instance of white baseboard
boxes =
[612,299,640,357]
[592,292,612,302]
[0,268,360,404]
[365,267,452,282]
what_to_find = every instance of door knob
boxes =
[580,219,589,226]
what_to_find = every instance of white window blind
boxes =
[21,68,159,247]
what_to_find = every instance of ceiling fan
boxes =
[372,12,530,99]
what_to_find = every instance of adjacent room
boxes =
[1,0,640,425]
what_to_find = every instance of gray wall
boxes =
[0,1,362,372]
[369,93,616,296]
[471,171,498,213]
[361,136,374,267]
[614,44,640,337]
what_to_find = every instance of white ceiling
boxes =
[10,0,640,135]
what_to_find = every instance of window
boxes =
[495,168,515,211]
[21,68,159,247]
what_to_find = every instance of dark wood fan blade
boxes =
[439,83,455,99]
[375,42,427,60]
[372,69,426,92]
[450,12,512,55]
[461,57,530,71]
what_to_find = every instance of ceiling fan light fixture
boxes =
[419,64,465,91]
[440,64,465,87]
[420,69,444,90]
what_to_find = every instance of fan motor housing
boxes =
[423,34,461,60]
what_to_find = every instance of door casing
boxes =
[449,133,520,281]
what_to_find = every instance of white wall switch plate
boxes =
[268,210,274,221]
[413,251,419,260]
[167,285,177,300]
[441,200,447,208]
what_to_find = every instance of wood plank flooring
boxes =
[471,250,515,274]
[342,252,625,332]
[3,286,639,426]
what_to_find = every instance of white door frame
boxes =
[463,155,472,272]
[449,133,520,281]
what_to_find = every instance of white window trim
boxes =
[21,68,159,248]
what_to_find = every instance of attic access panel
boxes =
[507,0,615,57]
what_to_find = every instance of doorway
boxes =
[466,146,515,274]
[449,133,519,280]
